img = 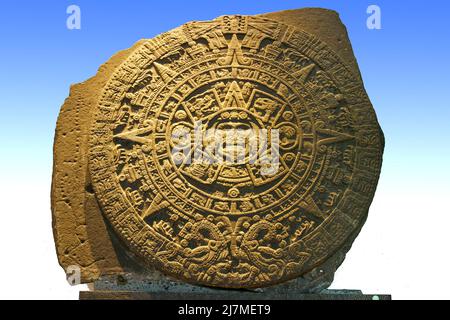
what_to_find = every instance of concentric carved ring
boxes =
[89,15,383,288]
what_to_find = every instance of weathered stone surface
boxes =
[51,40,147,282]
[52,8,384,290]
[259,8,362,80]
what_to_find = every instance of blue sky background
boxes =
[1,0,449,184]
[0,1,449,298]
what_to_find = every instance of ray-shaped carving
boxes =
[153,62,177,83]
[141,193,169,219]
[298,195,327,220]
[114,125,154,144]
[222,81,246,109]
[293,64,315,84]
[316,128,354,146]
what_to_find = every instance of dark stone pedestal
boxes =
[80,289,390,300]
[80,274,390,300]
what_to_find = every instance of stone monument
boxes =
[52,8,386,299]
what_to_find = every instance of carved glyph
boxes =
[87,15,383,288]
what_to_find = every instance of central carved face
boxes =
[164,79,301,208]
[207,109,261,164]
[88,15,377,289]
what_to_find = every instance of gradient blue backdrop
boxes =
[0,0,449,298]
[1,0,449,186]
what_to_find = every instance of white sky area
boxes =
[1,166,449,300]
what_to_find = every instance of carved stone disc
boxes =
[89,15,383,288]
